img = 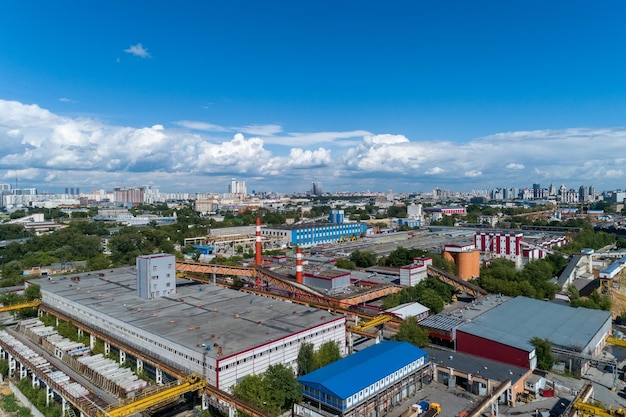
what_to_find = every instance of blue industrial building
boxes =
[297,341,429,417]
[262,222,367,247]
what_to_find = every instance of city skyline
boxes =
[1,2,626,194]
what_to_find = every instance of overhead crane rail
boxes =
[427,266,488,298]
[38,305,273,417]
[0,299,41,313]
[100,374,207,417]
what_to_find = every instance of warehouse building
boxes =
[456,296,611,370]
[32,266,346,392]
[297,341,429,417]
[425,347,531,406]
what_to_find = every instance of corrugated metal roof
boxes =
[419,314,464,331]
[297,341,427,400]
[458,296,611,352]
[386,302,429,318]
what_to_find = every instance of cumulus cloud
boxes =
[465,170,482,178]
[1,98,626,192]
[425,167,445,175]
[124,43,151,58]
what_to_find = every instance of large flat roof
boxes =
[458,296,611,352]
[424,346,528,384]
[31,268,342,360]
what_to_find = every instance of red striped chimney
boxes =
[255,217,262,266]
[296,247,303,284]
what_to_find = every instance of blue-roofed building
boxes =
[262,222,367,247]
[297,341,429,417]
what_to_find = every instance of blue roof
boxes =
[297,341,427,400]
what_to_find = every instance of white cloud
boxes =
[464,170,482,178]
[425,167,445,175]
[124,43,151,58]
[237,124,283,136]
[58,97,74,103]
[2,98,626,193]
[174,121,230,132]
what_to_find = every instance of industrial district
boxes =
[1,181,626,417]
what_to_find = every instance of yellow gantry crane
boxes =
[99,374,207,417]
[350,314,394,332]
[0,299,41,313]
[574,399,626,417]
[607,337,626,348]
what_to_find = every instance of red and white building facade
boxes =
[475,231,523,259]
[475,231,568,266]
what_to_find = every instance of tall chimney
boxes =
[296,247,303,284]
[255,217,262,266]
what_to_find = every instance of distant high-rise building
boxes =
[579,185,589,202]
[311,182,323,196]
[228,178,246,200]
[549,183,557,196]
[114,187,145,205]
[532,183,541,199]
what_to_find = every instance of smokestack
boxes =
[255,217,262,266]
[296,247,303,284]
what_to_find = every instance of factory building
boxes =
[303,270,351,292]
[136,254,177,300]
[329,210,345,224]
[262,222,367,247]
[399,257,432,286]
[425,347,531,405]
[474,231,523,262]
[297,341,429,417]
[456,296,611,370]
[32,267,346,392]
[423,206,467,217]
[442,243,480,280]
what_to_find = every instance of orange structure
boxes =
[255,217,262,266]
[295,247,303,284]
[442,243,480,280]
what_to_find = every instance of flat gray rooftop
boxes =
[424,346,528,384]
[458,296,611,353]
[32,268,339,360]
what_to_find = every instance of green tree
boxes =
[335,259,356,270]
[530,337,555,371]
[393,316,430,347]
[264,364,303,411]
[297,342,315,376]
[350,250,377,268]
[232,364,301,416]
[315,341,341,369]
[87,254,111,270]
[23,284,41,301]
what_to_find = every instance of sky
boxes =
[1,1,626,195]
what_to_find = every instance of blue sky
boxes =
[1,1,626,194]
